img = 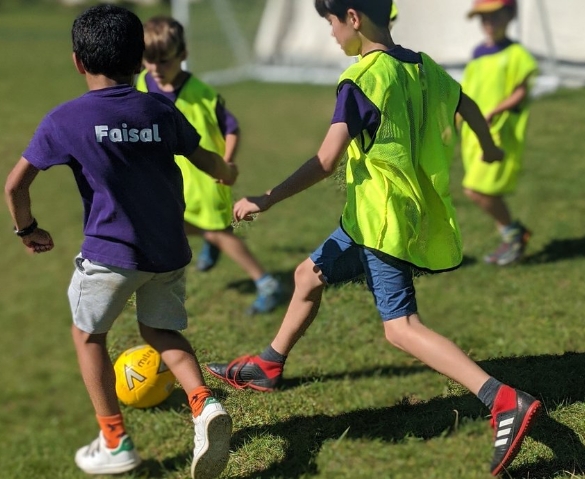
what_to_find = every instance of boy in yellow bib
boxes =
[461,0,538,265]
[137,16,282,314]
[207,1,541,475]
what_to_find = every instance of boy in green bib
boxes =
[461,0,538,265]
[207,0,542,475]
[137,16,282,314]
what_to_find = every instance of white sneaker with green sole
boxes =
[75,432,141,474]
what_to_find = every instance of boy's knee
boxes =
[71,323,107,345]
[383,315,419,349]
[464,187,478,201]
[294,259,325,291]
[203,227,232,241]
[202,230,219,242]
[384,326,403,349]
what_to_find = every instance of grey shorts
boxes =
[68,255,187,334]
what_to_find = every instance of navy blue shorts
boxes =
[309,227,417,321]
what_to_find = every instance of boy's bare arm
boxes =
[186,145,238,185]
[485,80,529,124]
[5,157,54,253]
[457,93,504,163]
[223,132,239,164]
[233,122,351,221]
[5,157,37,229]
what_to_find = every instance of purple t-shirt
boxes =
[23,84,201,272]
[331,46,423,138]
[472,38,514,59]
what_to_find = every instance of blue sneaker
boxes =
[247,275,282,315]
[196,241,221,272]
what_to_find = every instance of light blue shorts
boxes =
[68,255,187,334]
[309,228,417,321]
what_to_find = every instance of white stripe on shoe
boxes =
[494,417,514,447]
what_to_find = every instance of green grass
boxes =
[2,3,585,479]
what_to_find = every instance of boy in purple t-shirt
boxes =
[4,5,236,479]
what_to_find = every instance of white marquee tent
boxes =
[175,0,585,93]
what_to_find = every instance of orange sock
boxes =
[96,413,126,449]
[188,385,213,417]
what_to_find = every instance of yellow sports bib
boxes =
[339,51,462,272]
[461,43,537,195]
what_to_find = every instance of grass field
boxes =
[1,2,585,479]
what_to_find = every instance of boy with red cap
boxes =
[460,0,538,265]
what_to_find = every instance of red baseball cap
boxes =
[467,0,516,18]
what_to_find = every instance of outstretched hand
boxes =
[21,228,54,254]
[233,195,271,222]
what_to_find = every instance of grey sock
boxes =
[477,377,503,409]
[259,345,287,364]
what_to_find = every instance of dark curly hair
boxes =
[72,4,144,78]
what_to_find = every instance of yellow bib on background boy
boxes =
[137,72,233,230]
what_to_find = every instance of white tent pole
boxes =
[171,0,191,39]
[171,0,190,69]
[534,0,557,73]
[210,0,252,66]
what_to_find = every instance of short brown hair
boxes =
[143,16,186,63]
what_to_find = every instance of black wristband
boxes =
[14,218,38,237]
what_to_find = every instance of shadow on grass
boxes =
[459,254,479,267]
[523,236,585,265]
[137,453,192,478]
[231,352,585,479]
[280,363,429,390]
